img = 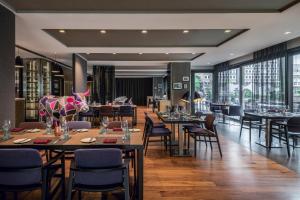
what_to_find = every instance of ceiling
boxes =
[2,0,299,13]
[2,0,300,77]
[44,29,246,47]
[80,53,203,61]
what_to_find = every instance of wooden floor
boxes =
[12,107,300,199]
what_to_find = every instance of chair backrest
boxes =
[119,105,133,115]
[74,149,123,186]
[0,149,42,186]
[67,121,91,130]
[229,105,241,116]
[287,117,300,133]
[107,121,133,129]
[19,122,46,129]
[99,106,113,114]
[204,114,215,131]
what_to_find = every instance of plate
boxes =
[80,137,96,143]
[77,129,89,132]
[27,129,40,133]
[13,138,31,144]
[129,128,141,132]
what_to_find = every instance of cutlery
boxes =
[53,139,60,144]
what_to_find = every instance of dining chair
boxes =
[239,110,264,143]
[78,108,96,126]
[67,121,92,130]
[107,121,133,129]
[0,149,64,200]
[144,115,172,156]
[143,112,165,140]
[187,114,222,157]
[67,149,130,200]
[270,117,300,157]
[118,106,134,121]
[99,106,115,121]
[19,122,46,129]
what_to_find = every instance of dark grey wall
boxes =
[153,77,164,98]
[168,62,191,106]
[72,54,87,92]
[0,5,15,126]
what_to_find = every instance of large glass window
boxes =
[194,72,213,111]
[293,54,300,112]
[242,57,285,110]
[218,68,240,104]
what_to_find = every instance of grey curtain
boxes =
[216,62,230,103]
[244,43,287,109]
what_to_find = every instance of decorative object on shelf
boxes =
[184,84,188,89]
[183,76,189,81]
[39,89,90,122]
[173,82,182,90]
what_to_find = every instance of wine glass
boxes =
[2,120,11,140]
[121,120,128,132]
[102,116,109,134]
[46,117,53,134]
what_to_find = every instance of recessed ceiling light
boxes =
[224,29,232,33]
[183,30,189,34]
[284,31,291,35]
[230,53,235,56]
[138,53,143,55]
[113,53,117,55]
[192,53,196,55]
[141,30,148,34]
[208,62,211,65]
[165,53,169,55]
[86,53,90,55]
[59,30,65,33]
[100,30,106,34]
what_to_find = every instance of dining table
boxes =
[156,112,207,156]
[244,111,300,148]
[89,104,138,126]
[0,128,144,200]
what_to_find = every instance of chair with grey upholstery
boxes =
[67,149,130,200]
[0,148,64,200]
[67,121,92,130]
[19,122,46,129]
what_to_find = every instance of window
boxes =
[194,72,213,111]
[242,57,285,110]
[293,54,300,112]
[218,68,240,104]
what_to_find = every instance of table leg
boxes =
[136,147,144,200]
[265,119,271,148]
[133,107,137,126]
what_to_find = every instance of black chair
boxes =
[67,149,130,200]
[99,106,115,121]
[144,116,172,156]
[210,103,222,122]
[118,106,134,121]
[143,112,165,140]
[225,105,241,125]
[240,110,264,143]
[187,114,222,157]
[270,117,300,157]
[0,149,65,200]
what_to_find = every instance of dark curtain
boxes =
[216,62,230,103]
[92,66,115,104]
[247,43,287,110]
[116,78,153,106]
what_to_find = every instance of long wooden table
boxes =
[0,129,144,200]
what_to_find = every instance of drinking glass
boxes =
[61,120,69,139]
[121,120,128,132]
[46,117,53,134]
[2,120,11,140]
[102,116,109,134]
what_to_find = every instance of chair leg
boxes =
[169,135,172,156]
[194,136,197,157]
[187,134,190,149]
[239,119,244,138]
[78,191,82,200]
[124,167,130,200]
[209,136,213,151]
[258,125,262,139]
[164,136,167,151]
[216,135,223,158]
[284,131,290,157]
[67,171,74,200]
[144,137,150,156]
[249,123,252,143]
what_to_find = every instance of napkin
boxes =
[113,128,122,131]
[11,128,24,132]
[33,139,52,144]
[103,138,117,143]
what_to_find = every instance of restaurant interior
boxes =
[1,0,300,200]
